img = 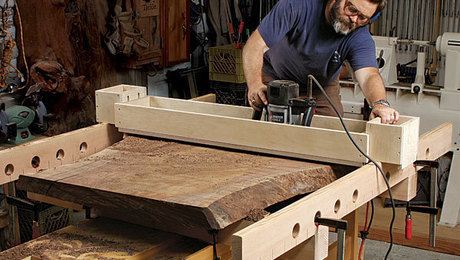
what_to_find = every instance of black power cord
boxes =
[308,75,396,259]
[359,200,375,259]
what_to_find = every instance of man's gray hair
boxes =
[369,0,386,16]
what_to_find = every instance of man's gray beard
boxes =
[332,20,351,35]
[330,0,353,35]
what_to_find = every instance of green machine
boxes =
[5,105,36,144]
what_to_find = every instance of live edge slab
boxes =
[0,218,208,260]
[17,135,340,242]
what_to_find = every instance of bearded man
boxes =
[244,0,399,124]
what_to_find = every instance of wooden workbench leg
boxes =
[3,183,21,247]
[325,209,360,260]
[276,228,329,259]
[344,210,359,260]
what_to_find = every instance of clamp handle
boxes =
[405,212,412,240]
[315,217,348,230]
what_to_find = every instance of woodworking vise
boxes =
[252,80,316,126]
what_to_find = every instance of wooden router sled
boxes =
[96,85,419,168]
[0,85,452,260]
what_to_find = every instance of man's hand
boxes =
[370,104,400,124]
[248,84,268,111]
[354,67,399,124]
[242,30,270,111]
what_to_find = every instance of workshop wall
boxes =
[16,0,117,135]
[4,0,279,136]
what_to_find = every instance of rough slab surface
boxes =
[17,136,337,241]
[0,218,206,260]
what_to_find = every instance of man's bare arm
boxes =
[354,67,400,124]
[243,29,270,110]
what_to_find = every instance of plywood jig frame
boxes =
[96,85,420,167]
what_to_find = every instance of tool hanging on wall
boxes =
[0,28,23,88]
[104,0,150,56]
[224,0,235,44]
[0,0,28,90]
[235,21,244,49]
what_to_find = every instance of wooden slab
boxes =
[0,218,207,260]
[17,136,337,241]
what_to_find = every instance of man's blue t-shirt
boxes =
[258,0,378,88]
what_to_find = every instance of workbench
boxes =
[0,86,452,259]
[0,124,347,259]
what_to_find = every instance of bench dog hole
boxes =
[292,223,300,239]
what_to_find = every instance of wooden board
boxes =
[16,136,338,242]
[366,116,420,168]
[191,93,216,103]
[0,218,208,260]
[0,123,123,185]
[95,85,147,124]
[380,123,453,201]
[113,96,370,166]
[267,211,359,260]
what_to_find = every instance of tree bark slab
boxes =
[17,136,337,241]
[0,218,207,260]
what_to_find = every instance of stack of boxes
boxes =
[208,45,247,106]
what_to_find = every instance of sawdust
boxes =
[91,135,272,176]
[110,136,258,164]
[0,231,139,260]
[110,135,185,154]
[0,227,200,260]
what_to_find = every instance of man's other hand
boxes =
[370,104,400,124]
[248,84,268,111]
